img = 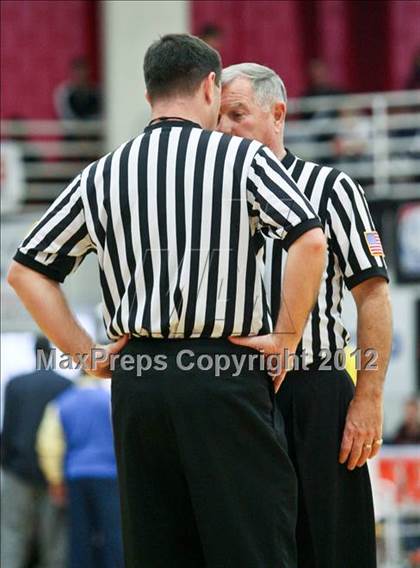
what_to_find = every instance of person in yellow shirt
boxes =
[37,375,123,568]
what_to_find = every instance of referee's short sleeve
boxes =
[246,146,322,250]
[327,173,389,290]
[13,174,95,283]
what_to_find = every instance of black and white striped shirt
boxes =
[14,120,321,340]
[264,150,389,364]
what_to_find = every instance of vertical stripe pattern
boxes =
[264,150,389,364]
[14,122,321,340]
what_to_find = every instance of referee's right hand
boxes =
[85,335,130,379]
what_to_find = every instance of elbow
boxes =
[310,228,327,256]
[7,261,37,292]
[7,261,24,289]
[292,227,326,257]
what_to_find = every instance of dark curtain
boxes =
[191,0,420,95]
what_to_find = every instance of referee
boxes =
[219,63,392,568]
[8,36,327,567]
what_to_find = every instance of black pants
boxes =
[68,478,124,568]
[111,338,297,568]
[276,365,377,568]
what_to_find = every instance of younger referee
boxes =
[8,37,327,567]
[219,63,392,568]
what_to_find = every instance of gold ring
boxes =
[364,444,372,450]
[373,438,383,446]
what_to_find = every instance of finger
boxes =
[266,353,281,375]
[347,437,365,470]
[356,441,373,468]
[93,368,112,379]
[368,438,383,460]
[339,430,354,464]
[108,334,130,354]
[228,335,265,352]
[273,369,287,393]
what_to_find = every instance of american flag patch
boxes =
[364,231,384,257]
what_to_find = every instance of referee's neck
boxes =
[276,146,287,161]
[270,139,287,162]
[150,100,206,129]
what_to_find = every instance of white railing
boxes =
[286,90,420,200]
[1,91,419,203]
[0,119,104,202]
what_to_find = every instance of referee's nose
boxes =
[217,115,233,135]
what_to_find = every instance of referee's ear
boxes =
[203,71,218,104]
[273,101,287,131]
[145,90,151,105]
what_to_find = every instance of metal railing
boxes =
[286,90,420,200]
[1,90,419,204]
[0,120,104,202]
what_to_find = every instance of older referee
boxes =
[8,36,327,567]
[219,63,392,568]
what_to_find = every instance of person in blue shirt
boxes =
[37,374,123,568]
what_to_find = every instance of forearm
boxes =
[353,281,392,400]
[7,262,93,360]
[274,228,326,348]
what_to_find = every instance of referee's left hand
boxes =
[228,334,296,393]
[339,396,383,470]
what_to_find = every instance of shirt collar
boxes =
[144,118,202,133]
[281,148,296,169]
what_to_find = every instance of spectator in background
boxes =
[54,57,101,120]
[302,60,346,160]
[199,23,223,51]
[304,59,344,98]
[332,106,371,165]
[1,336,71,568]
[392,398,420,444]
[406,48,420,90]
[392,397,420,564]
[36,374,123,568]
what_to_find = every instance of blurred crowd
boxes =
[54,57,101,121]
[2,26,419,207]
[1,337,123,568]
[391,398,420,445]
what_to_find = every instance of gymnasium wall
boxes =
[191,0,420,96]
[0,0,99,119]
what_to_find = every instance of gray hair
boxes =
[222,63,287,107]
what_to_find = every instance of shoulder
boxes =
[52,372,73,388]
[328,169,367,207]
[204,130,263,155]
[80,136,138,189]
[33,370,73,393]
[54,383,77,407]
[6,370,48,387]
[323,168,371,228]
[5,373,31,392]
[297,157,363,199]
[294,155,342,183]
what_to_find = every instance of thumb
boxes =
[228,335,265,352]
[108,334,130,354]
[273,369,287,393]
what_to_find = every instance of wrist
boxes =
[271,332,299,353]
[71,339,96,368]
[353,382,383,403]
